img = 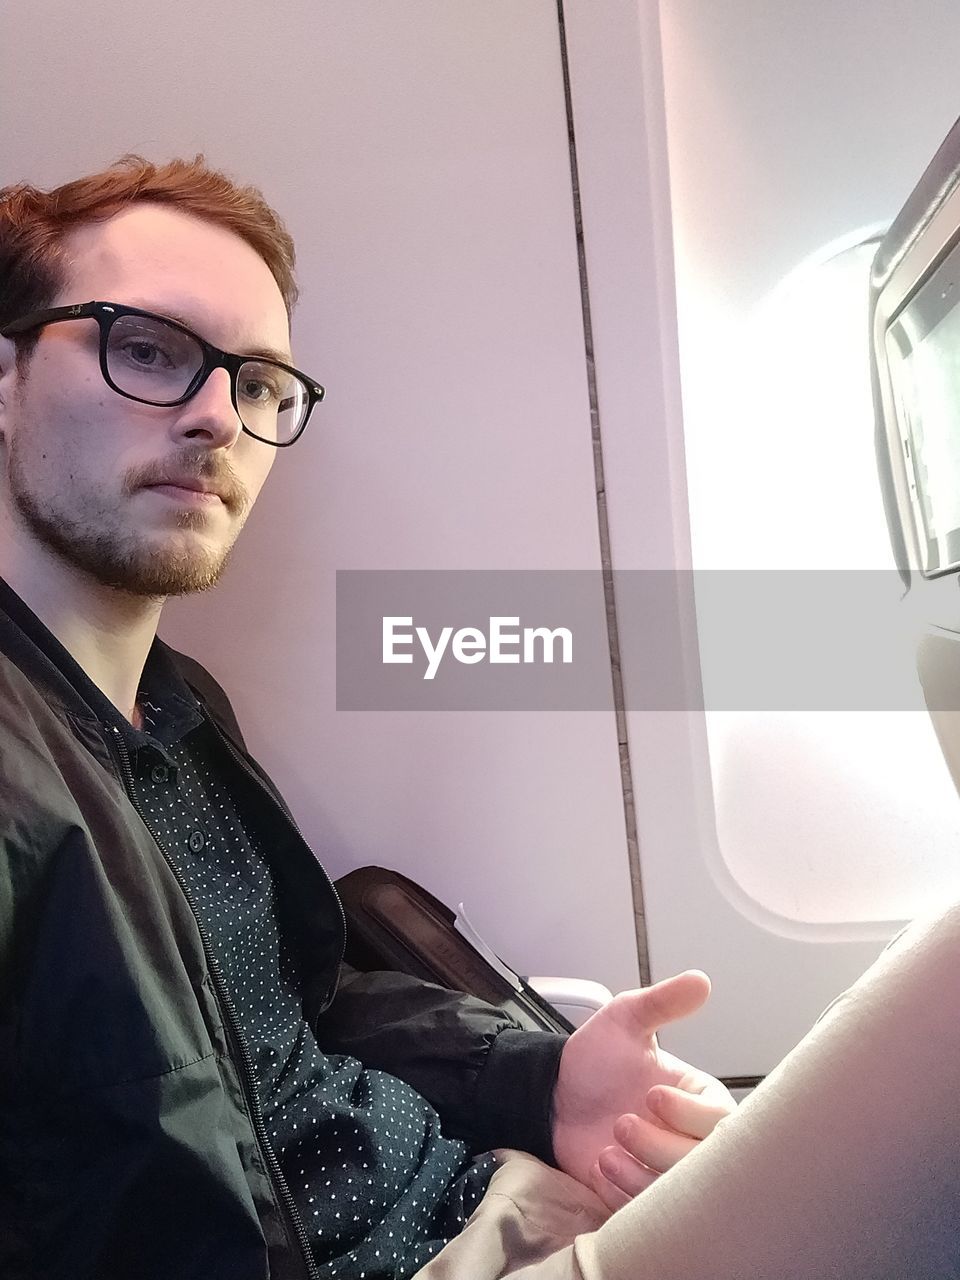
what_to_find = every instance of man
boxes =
[0,156,734,1280]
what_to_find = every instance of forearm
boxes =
[316,963,565,1159]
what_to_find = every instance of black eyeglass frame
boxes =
[0,300,325,447]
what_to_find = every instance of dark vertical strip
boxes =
[555,0,650,985]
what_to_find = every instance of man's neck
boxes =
[0,543,164,727]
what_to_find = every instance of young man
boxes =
[0,157,735,1280]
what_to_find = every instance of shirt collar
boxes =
[131,643,205,752]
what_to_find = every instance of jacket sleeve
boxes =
[315,962,566,1164]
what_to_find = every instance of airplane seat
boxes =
[453,898,613,1026]
[524,976,614,1028]
[871,111,960,791]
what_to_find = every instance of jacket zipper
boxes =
[106,723,321,1280]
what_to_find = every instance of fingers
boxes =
[590,1087,737,1209]
[589,1161,633,1215]
[647,1083,737,1141]
[613,1110,698,1174]
[590,1146,659,1214]
[618,970,712,1036]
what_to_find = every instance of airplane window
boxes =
[681,231,960,923]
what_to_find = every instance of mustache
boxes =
[125,451,249,513]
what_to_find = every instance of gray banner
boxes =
[335,570,950,711]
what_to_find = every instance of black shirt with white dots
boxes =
[73,641,497,1280]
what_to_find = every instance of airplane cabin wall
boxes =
[0,1,643,998]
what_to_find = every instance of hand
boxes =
[593,1082,736,1213]
[550,971,736,1206]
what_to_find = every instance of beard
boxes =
[6,436,250,599]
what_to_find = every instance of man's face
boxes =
[0,203,291,597]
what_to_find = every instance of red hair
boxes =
[0,154,298,359]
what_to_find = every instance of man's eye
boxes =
[118,339,174,369]
[240,374,282,405]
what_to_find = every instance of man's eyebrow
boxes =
[139,304,295,366]
[240,343,297,367]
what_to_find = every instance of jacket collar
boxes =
[0,574,204,749]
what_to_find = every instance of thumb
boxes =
[619,970,711,1036]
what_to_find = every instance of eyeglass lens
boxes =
[106,313,307,443]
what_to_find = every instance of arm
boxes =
[316,961,566,1162]
[319,963,738,1193]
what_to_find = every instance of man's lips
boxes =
[145,482,225,505]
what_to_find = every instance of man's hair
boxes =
[0,154,299,363]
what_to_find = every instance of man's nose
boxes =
[173,366,244,449]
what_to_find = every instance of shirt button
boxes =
[188,830,206,853]
[150,764,169,784]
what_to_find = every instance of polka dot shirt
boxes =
[111,654,497,1279]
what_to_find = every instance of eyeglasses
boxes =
[0,300,325,447]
